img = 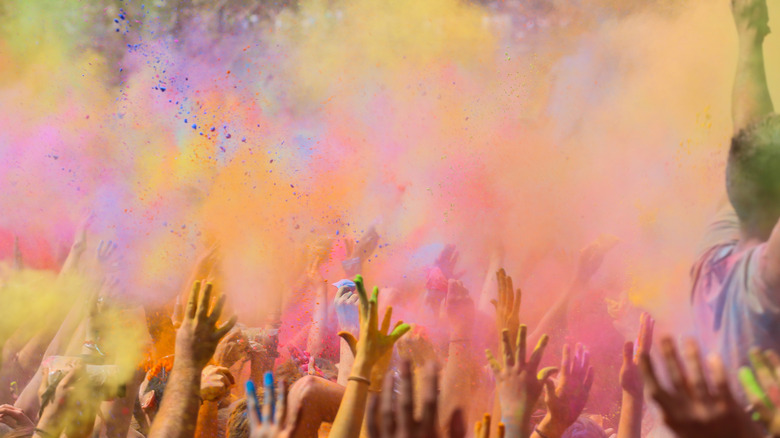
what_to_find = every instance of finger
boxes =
[505,275,514,316]
[708,355,734,400]
[574,343,584,376]
[479,414,491,438]
[336,286,352,299]
[370,287,379,332]
[420,362,438,435]
[262,372,275,423]
[60,360,85,388]
[187,281,201,319]
[399,361,415,434]
[749,348,776,396]
[581,348,591,378]
[516,324,527,367]
[245,381,262,427]
[381,370,397,438]
[497,423,506,438]
[527,334,550,372]
[389,323,411,343]
[501,329,514,368]
[355,275,369,314]
[538,367,559,383]
[660,338,689,395]
[208,294,227,325]
[623,342,634,369]
[512,287,522,319]
[275,380,288,426]
[486,350,501,374]
[214,315,238,340]
[684,340,711,399]
[543,378,556,401]
[338,331,358,356]
[490,299,498,312]
[381,306,393,335]
[739,367,772,412]
[583,366,595,392]
[639,353,668,405]
[639,313,654,355]
[766,350,780,372]
[196,282,213,320]
[496,269,506,309]
[562,343,572,378]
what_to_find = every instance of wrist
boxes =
[537,415,568,438]
[350,358,374,379]
[737,26,768,44]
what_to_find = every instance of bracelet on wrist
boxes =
[347,375,371,386]
[534,427,551,438]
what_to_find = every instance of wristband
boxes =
[535,427,551,438]
[348,375,371,386]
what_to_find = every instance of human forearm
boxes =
[441,340,474,431]
[533,415,568,438]
[308,282,328,358]
[617,392,643,438]
[102,371,144,438]
[733,19,773,131]
[337,339,354,386]
[148,362,202,438]
[329,360,372,438]
[193,400,219,438]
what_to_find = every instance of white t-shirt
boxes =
[691,207,780,403]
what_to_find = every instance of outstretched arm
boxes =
[732,0,773,132]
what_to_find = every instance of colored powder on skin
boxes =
[3,1,780,414]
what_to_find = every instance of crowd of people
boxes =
[2,0,780,437]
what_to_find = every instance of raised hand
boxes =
[175,281,237,368]
[35,361,100,438]
[337,275,411,381]
[213,327,248,368]
[445,279,475,340]
[334,284,360,334]
[474,414,504,438]
[537,344,594,438]
[738,348,780,435]
[366,361,452,438]
[574,235,619,286]
[0,404,34,431]
[346,227,380,261]
[732,0,770,36]
[200,365,235,402]
[620,313,654,398]
[435,244,464,280]
[486,326,557,436]
[342,227,380,276]
[246,373,302,438]
[640,338,762,438]
[491,269,521,346]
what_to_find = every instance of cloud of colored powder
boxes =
[2,0,780,335]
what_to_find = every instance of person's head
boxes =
[226,399,249,438]
[727,114,780,240]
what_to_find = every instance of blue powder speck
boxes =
[192,124,197,129]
